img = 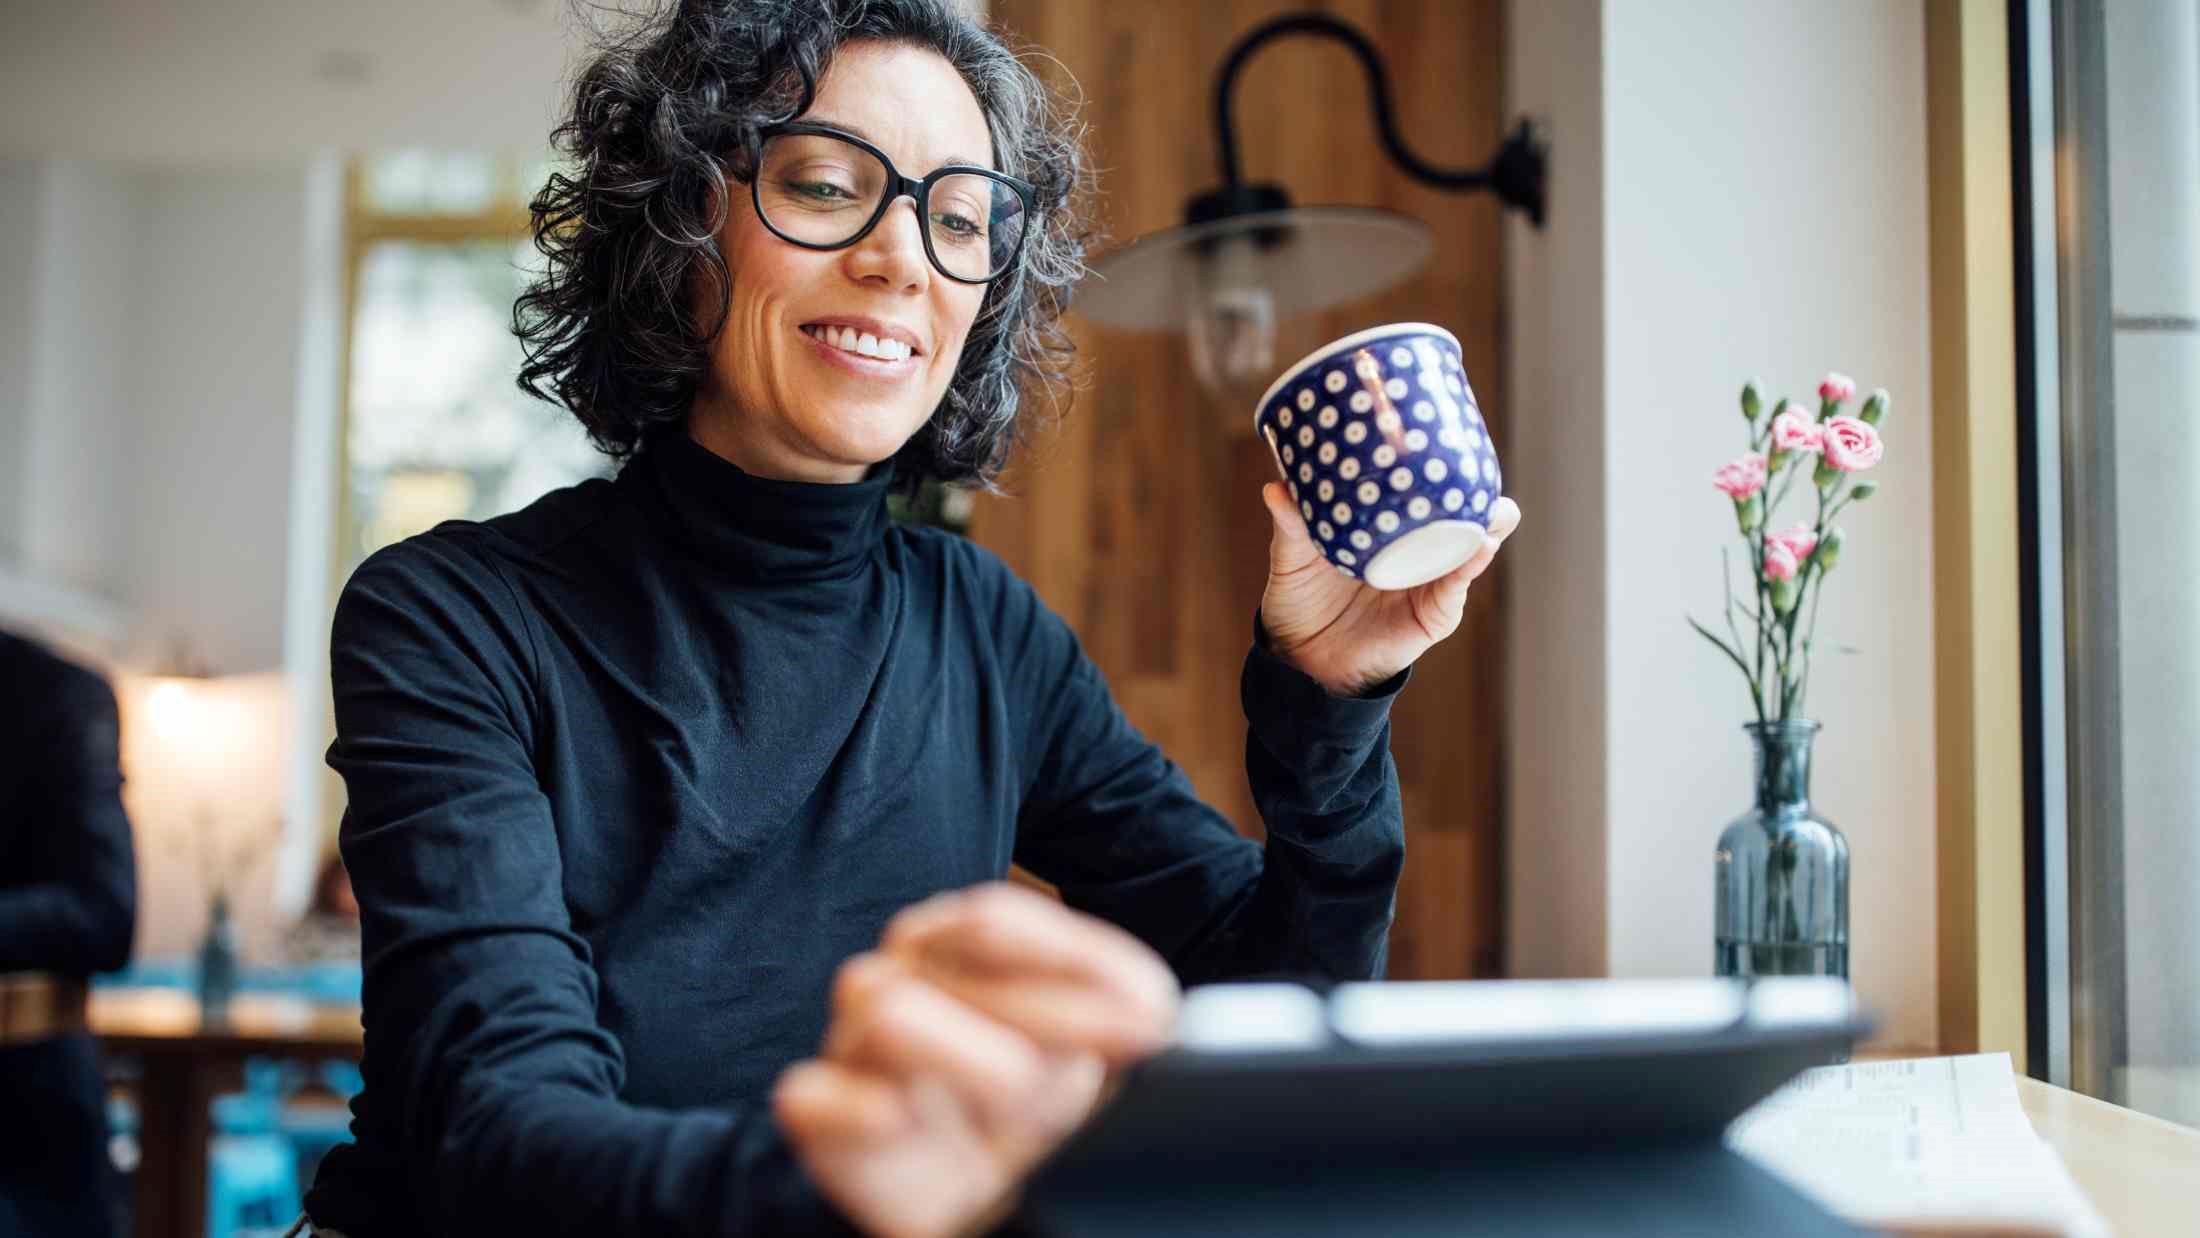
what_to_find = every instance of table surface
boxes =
[2017,1076,2200,1238]
[89,986,362,1238]
[77,993,2200,1238]
[90,986,362,1056]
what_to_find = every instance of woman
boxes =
[303,2,1520,1236]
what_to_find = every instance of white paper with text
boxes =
[1727,1053,2110,1237]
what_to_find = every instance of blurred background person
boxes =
[282,855,360,967]
[0,627,138,1238]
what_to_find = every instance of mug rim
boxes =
[1251,321,1464,436]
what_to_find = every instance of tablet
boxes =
[1016,978,1871,1237]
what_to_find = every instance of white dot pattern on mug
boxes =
[1256,331,1502,579]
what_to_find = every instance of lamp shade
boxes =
[1076,206,1434,330]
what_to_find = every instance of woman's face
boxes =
[691,40,997,483]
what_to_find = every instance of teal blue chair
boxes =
[206,1061,301,1237]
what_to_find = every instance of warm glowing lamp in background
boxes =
[1076,12,1548,404]
[116,668,291,969]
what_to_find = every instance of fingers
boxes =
[772,1057,910,1144]
[825,952,1049,1126]
[1448,497,1525,587]
[1416,498,1524,631]
[811,948,1117,1178]
[1487,496,1523,541]
[882,884,1179,1060]
[1262,481,1323,574]
[904,970,1170,1064]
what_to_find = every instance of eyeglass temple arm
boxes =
[1210,11,1549,227]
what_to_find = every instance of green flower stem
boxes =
[1690,615,1765,724]
[1797,559,1830,713]
[1719,548,1768,729]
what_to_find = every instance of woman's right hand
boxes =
[772,882,1181,1238]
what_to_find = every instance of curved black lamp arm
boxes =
[1211,11,1547,226]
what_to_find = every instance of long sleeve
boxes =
[0,661,136,976]
[315,538,857,1237]
[999,562,1407,987]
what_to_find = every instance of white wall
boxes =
[3,160,313,676]
[1,155,339,952]
[1508,0,1938,1050]
[1504,0,1610,980]
[23,161,137,600]
[0,162,38,567]
[121,165,310,676]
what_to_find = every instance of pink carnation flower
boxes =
[1821,417,1884,472]
[1764,542,1800,582]
[1819,372,1857,403]
[1770,410,1822,453]
[1768,525,1819,563]
[1711,453,1768,499]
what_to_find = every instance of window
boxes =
[340,150,609,572]
[2016,0,2200,1125]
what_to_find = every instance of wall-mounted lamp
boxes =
[1076,11,1548,399]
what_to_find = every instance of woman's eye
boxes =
[790,180,857,202]
[931,210,985,239]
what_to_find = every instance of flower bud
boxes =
[1818,526,1847,572]
[1771,575,1800,614]
[1850,481,1878,502]
[1742,380,1764,421]
[1860,389,1889,426]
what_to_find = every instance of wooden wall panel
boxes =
[976,0,1508,980]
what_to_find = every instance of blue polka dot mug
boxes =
[1253,323,1502,589]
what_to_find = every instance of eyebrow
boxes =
[803,115,993,172]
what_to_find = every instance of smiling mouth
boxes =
[800,323,917,362]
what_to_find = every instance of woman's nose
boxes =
[845,195,930,289]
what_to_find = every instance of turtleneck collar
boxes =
[625,432,895,584]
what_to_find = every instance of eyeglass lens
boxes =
[757,132,1026,281]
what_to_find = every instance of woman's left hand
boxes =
[1258,483,1523,698]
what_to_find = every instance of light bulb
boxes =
[1184,234,1277,402]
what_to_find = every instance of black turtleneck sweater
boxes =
[305,433,1408,1237]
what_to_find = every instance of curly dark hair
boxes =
[514,0,1094,489]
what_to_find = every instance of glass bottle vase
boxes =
[1713,721,1850,979]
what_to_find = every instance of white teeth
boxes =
[807,325,911,361]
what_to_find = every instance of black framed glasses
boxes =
[751,122,1035,284]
